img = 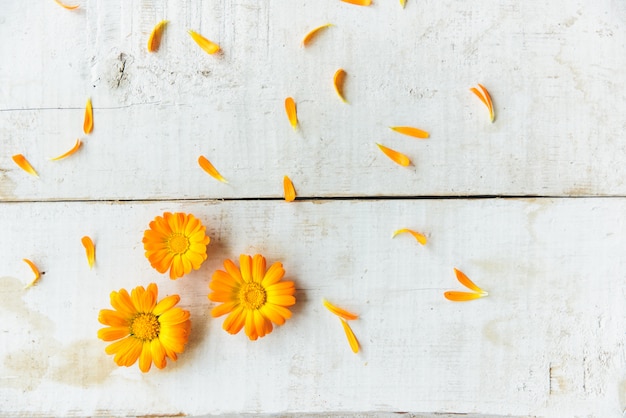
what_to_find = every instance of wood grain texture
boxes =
[0,199,624,417]
[1,1,626,199]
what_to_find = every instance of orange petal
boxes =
[470,85,494,122]
[340,319,360,353]
[478,83,495,122]
[284,97,298,130]
[454,268,485,293]
[83,98,93,134]
[54,0,79,10]
[443,291,486,302]
[390,126,429,139]
[50,139,82,161]
[323,299,358,321]
[283,175,296,202]
[198,155,228,183]
[12,154,38,177]
[376,143,411,166]
[188,30,220,55]
[333,69,348,103]
[147,20,168,53]
[81,236,95,269]
[341,0,372,5]
[392,228,427,245]
[23,259,41,288]
[301,23,332,47]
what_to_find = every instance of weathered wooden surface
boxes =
[0,199,624,417]
[1,1,626,200]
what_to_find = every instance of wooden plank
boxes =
[1,1,626,200]
[0,198,623,417]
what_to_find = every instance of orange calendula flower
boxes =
[333,68,348,103]
[98,283,191,373]
[323,299,359,320]
[301,23,332,47]
[54,0,79,10]
[392,228,427,245]
[283,175,296,202]
[188,30,220,55]
[12,154,38,177]
[142,212,210,280]
[444,268,489,302]
[83,98,93,134]
[376,143,411,166]
[390,126,429,139]
[284,97,298,130]
[23,258,41,288]
[198,155,228,183]
[340,318,360,353]
[81,236,95,268]
[470,83,495,122]
[50,139,82,161]
[341,0,371,5]
[208,254,296,341]
[147,20,168,53]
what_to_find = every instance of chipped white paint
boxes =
[0,0,625,417]
[0,199,624,417]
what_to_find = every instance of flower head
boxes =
[142,212,210,279]
[209,254,296,340]
[98,283,191,372]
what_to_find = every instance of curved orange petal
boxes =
[50,139,82,161]
[81,236,95,269]
[478,83,495,122]
[453,268,484,293]
[23,258,41,288]
[323,299,359,320]
[376,143,411,166]
[301,23,332,47]
[284,97,298,130]
[147,20,168,52]
[333,68,347,103]
[12,154,38,177]
[54,0,79,10]
[390,126,429,139]
[340,319,360,353]
[392,228,427,245]
[83,98,93,134]
[341,0,371,5]
[283,175,296,202]
[198,155,228,183]
[188,30,220,54]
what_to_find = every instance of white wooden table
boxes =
[1,1,625,417]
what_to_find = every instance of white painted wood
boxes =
[0,199,623,417]
[1,1,626,200]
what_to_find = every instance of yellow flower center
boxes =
[130,313,160,341]
[168,233,190,254]
[240,282,267,310]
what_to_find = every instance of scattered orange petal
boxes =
[23,259,41,288]
[470,84,494,122]
[454,268,484,293]
[444,291,485,302]
[83,98,93,134]
[283,175,296,202]
[301,23,332,47]
[390,126,429,139]
[198,155,228,183]
[147,20,168,53]
[12,154,38,177]
[400,0,406,7]
[54,0,79,10]
[188,30,220,55]
[81,236,95,269]
[376,143,411,166]
[392,228,427,245]
[50,139,82,161]
[333,69,348,103]
[341,0,372,5]
[285,97,298,130]
[340,319,360,353]
[323,299,359,321]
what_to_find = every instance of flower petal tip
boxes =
[301,23,332,47]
